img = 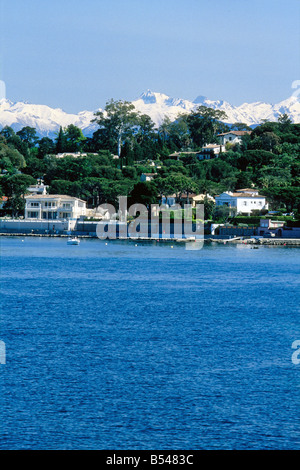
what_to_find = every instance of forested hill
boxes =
[0,100,299,219]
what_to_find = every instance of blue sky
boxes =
[0,0,299,112]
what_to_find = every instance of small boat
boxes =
[67,237,80,245]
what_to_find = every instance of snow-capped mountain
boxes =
[132,90,300,127]
[0,90,299,138]
[0,99,98,138]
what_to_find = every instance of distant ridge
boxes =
[0,90,299,138]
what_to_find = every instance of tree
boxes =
[2,174,36,216]
[16,127,39,148]
[230,122,252,131]
[237,150,274,172]
[48,179,82,198]
[136,114,156,145]
[212,204,233,223]
[79,177,112,207]
[169,115,191,150]
[38,137,56,158]
[158,116,172,144]
[187,106,228,148]
[64,124,86,152]
[0,143,26,169]
[260,132,281,153]
[203,196,215,220]
[55,127,67,154]
[262,186,300,212]
[129,181,158,208]
[278,113,292,132]
[163,174,198,205]
[154,176,174,202]
[0,126,29,156]
[93,99,140,158]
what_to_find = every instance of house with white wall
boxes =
[196,144,225,160]
[25,194,87,221]
[55,152,98,159]
[217,130,251,146]
[161,193,214,208]
[215,189,268,216]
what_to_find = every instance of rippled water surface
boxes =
[0,236,299,449]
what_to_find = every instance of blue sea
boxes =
[0,236,299,450]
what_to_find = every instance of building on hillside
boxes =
[192,193,215,204]
[27,183,49,195]
[215,190,268,216]
[140,173,157,182]
[196,144,225,160]
[168,152,198,160]
[168,147,225,161]
[217,130,252,146]
[235,188,259,196]
[161,193,213,207]
[24,194,87,220]
[55,152,98,159]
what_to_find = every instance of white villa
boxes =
[55,152,98,159]
[217,130,252,146]
[196,144,225,160]
[25,194,87,220]
[215,188,268,215]
[162,193,215,208]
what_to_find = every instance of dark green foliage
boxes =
[16,127,39,148]
[55,126,67,153]
[128,182,158,208]
[38,137,56,158]
[1,173,36,216]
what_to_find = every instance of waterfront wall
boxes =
[219,225,257,236]
[1,218,299,239]
[218,225,300,239]
[0,219,70,234]
[279,227,300,238]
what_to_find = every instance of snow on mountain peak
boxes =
[139,89,157,104]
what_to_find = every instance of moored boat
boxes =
[67,237,80,245]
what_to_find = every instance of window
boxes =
[31,202,39,207]
[243,201,247,206]
[45,202,56,208]
[29,211,38,218]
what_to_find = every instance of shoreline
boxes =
[1,232,300,246]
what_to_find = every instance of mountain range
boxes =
[0,90,299,138]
